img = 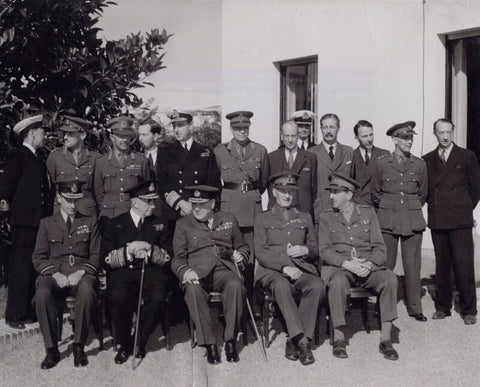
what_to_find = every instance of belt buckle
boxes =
[68,254,75,267]
[241,181,248,193]
[119,193,126,201]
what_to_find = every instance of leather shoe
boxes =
[135,346,146,359]
[41,348,60,369]
[379,340,399,361]
[297,339,314,365]
[432,310,451,320]
[410,313,427,322]
[225,340,239,362]
[6,318,26,330]
[463,315,477,325]
[206,344,221,365]
[114,347,131,364]
[284,339,299,361]
[73,344,88,367]
[332,339,348,358]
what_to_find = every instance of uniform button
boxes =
[104,205,107,208]
[194,180,198,184]
[69,235,72,238]
[76,167,79,170]
[400,182,403,186]
[194,171,198,175]
[179,180,183,184]
[120,169,123,172]
[350,237,353,240]
[241,162,244,165]
[400,192,404,195]
[120,187,124,191]
[400,173,403,176]
[120,178,124,181]
[69,246,72,249]
[75,176,78,180]
[400,200,404,204]
[287,232,290,235]
[347,227,351,230]
[179,171,183,175]
[179,189,183,193]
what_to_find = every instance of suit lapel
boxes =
[332,144,344,171]
[433,144,461,187]
[180,141,203,170]
[292,151,307,174]
[54,211,68,233]
[316,142,332,168]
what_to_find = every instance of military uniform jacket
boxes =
[100,211,172,279]
[371,153,427,235]
[32,212,99,276]
[267,148,317,216]
[157,141,221,221]
[423,144,480,230]
[352,146,390,206]
[318,204,386,283]
[0,145,53,227]
[254,205,319,280]
[308,142,353,222]
[214,140,269,228]
[47,147,101,217]
[94,151,150,219]
[171,211,249,281]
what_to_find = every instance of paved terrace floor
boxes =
[0,249,479,387]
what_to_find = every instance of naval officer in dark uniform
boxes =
[371,121,428,322]
[32,181,99,369]
[171,186,249,364]
[319,173,398,360]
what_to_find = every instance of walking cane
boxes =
[233,259,268,363]
[132,258,147,370]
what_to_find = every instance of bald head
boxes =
[281,120,299,151]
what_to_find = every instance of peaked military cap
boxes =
[325,172,360,192]
[168,109,193,124]
[269,171,299,190]
[59,115,94,133]
[107,116,136,135]
[125,180,159,200]
[290,110,315,124]
[226,111,253,128]
[13,114,51,135]
[386,121,417,137]
[186,185,219,203]
[56,180,84,199]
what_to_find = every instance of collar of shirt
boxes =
[340,202,355,222]
[438,143,453,159]
[145,147,158,160]
[359,147,373,161]
[180,137,194,151]
[297,139,308,149]
[129,209,143,228]
[60,209,74,225]
[285,147,297,159]
[23,142,36,155]
[322,141,337,154]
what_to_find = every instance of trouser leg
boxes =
[363,270,398,323]
[400,233,423,315]
[327,271,353,329]
[72,274,97,345]
[184,283,215,346]
[34,276,62,349]
[294,273,325,339]
[382,233,399,271]
[431,230,453,312]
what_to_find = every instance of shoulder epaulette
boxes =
[378,154,389,160]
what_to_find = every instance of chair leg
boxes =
[96,300,104,351]
[262,301,270,348]
[362,298,370,333]
[58,313,64,342]
[241,313,248,346]
[190,318,196,349]
[314,310,320,346]
[164,296,172,350]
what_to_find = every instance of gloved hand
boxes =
[67,270,85,286]
[282,266,303,281]
[52,272,69,288]
[183,269,199,284]
[178,200,192,217]
[287,243,309,258]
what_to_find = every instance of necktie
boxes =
[365,151,370,166]
[73,152,80,166]
[184,143,188,151]
[241,145,246,157]
[301,141,305,150]
[66,217,72,233]
[118,154,125,167]
[287,150,294,169]
[329,146,334,161]
[148,153,154,168]
[282,208,289,221]
[138,218,144,233]
[440,149,447,165]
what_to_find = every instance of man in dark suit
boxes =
[101,180,172,363]
[0,114,53,329]
[351,120,389,206]
[423,118,480,325]
[268,120,317,216]
[156,110,220,224]
[32,181,99,369]
[171,186,249,364]
[280,110,316,150]
[309,113,353,223]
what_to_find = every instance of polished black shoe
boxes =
[410,313,427,322]
[73,344,88,367]
[284,339,299,361]
[114,347,131,364]
[135,346,146,359]
[379,340,399,361]
[297,340,315,365]
[206,344,221,365]
[432,310,451,320]
[6,317,26,330]
[332,339,348,359]
[463,315,477,325]
[41,348,60,369]
[225,340,239,362]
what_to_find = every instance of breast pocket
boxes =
[127,168,143,185]
[103,170,117,191]
[57,170,74,181]
[73,233,90,256]
[266,226,284,245]
[405,174,420,193]
[221,165,236,181]
[77,165,94,187]
[292,225,307,244]
[382,174,397,193]
[48,234,65,256]
[246,160,261,180]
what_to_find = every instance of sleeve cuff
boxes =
[104,247,126,268]
[165,191,182,209]
[82,262,98,274]
[151,246,170,266]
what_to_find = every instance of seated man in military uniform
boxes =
[171,185,249,364]
[254,172,325,366]
[100,180,172,364]
[318,172,399,360]
[32,181,100,369]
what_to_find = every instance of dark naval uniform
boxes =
[32,212,99,349]
[47,147,101,217]
[318,204,397,329]
[371,152,427,316]
[254,205,324,341]
[171,210,249,346]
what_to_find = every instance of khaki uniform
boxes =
[318,204,397,328]
[254,205,324,340]
[94,151,150,220]
[47,147,101,217]
[371,153,427,315]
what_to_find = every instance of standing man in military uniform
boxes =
[32,181,99,369]
[94,116,150,222]
[47,115,101,217]
[290,110,316,150]
[0,114,53,329]
[255,172,324,366]
[101,180,172,364]
[157,110,220,225]
[171,186,249,364]
[309,113,353,223]
[268,120,317,216]
[371,121,428,322]
[318,173,399,360]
